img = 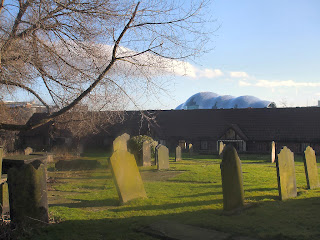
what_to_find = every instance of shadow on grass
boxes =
[50,198,119,208]
[32,197,320,240]
[111,199,222,213]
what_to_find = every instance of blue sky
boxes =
[160,0,320,109]
[5,0,320,110]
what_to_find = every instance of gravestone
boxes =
[0,147,3,176]
[220,145,244,211]
[109,150,147,204]
[113,133,130,152]
[7,162,49,225]
[156,145,169,170]
[271,141,276,163]
[304,146,319,189]
[24,147,33,155]
[189,143,193,155]
[142,141,151,167]
[218,141,225,156]
[175,146,182,162]
[276,147,297,200]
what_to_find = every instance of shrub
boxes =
[127,135,155,164]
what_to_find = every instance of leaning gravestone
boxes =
[142,141,151,167]
[271,141,276,163]
[7,162,49,225]
[175,146,182,162]
[110,150,147,204]
[113,133,130,152]
[276,147,297,200]
[156,145,169,170]
[24,147,33,155]
[303,146,320,189]
[220,145,244,211]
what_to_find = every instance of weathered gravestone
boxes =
[24,147,33,155]
[0,147,3,175]
[142,141,151,167]
[113,133,130,152]
[175,146,182,162]
[156,145,169,170]
[276,147,297,200]
[188,143,194,155]
[0,147,4,215]
[304,146,320,189]
[7,161,49,225]
[220,145,244,211]
[218,141,225,157]
[110,150,147,204]
[271,141,276,163]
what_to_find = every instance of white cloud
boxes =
[238,80,252,86]
[230,71,249,78]
[255,80,320,88]
[198,68,224,78]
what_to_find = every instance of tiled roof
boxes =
[151,107,320,142]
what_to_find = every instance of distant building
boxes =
[176,92,276,110]
[20,107,320,155]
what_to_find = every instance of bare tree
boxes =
[0,0,212,131]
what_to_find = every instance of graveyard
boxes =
[1,142,320,240]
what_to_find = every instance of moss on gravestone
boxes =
[304,146,320,190]
[7,163,49,225]
[276,147,297,200]
[110,150,147,204]
[220,145,244,211]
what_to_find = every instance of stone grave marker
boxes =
[271,141,276,163]
[7,162,49,225]
[24,147,33,155]
[0,147,3,176]
[304,146,319,189]
[113,133,130,152]
[220,145,244,211]
[156,145,169,170]
[276,147,297,200]
[175,146,182,162]
[109,150,147,204]
[142,141,151,167]
[188,143,193,155]
[218,141,225,156]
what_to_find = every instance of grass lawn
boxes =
[23,152,320,240]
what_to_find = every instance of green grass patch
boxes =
[24,153,320,240]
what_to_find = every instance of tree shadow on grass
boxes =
[111,199,222,213]
[32,197,320,240]
[50,198,119,208]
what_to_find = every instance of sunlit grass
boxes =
[27,152,320,240]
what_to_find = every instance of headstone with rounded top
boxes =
[24,147,33,155]
[276,146,297,200]
[109,150,147,204]
[175,146,182,162]
[142,141,151,167]
[113,133,130,152]
[156,145,169,170]
[220,145,244,211]
[271,141,276,163]
[303,146,319,189]
[189,143,193,155]
[218,141,225,157]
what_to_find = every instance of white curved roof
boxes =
[176,92,276,110]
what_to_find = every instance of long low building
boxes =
[19,107,320,154]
